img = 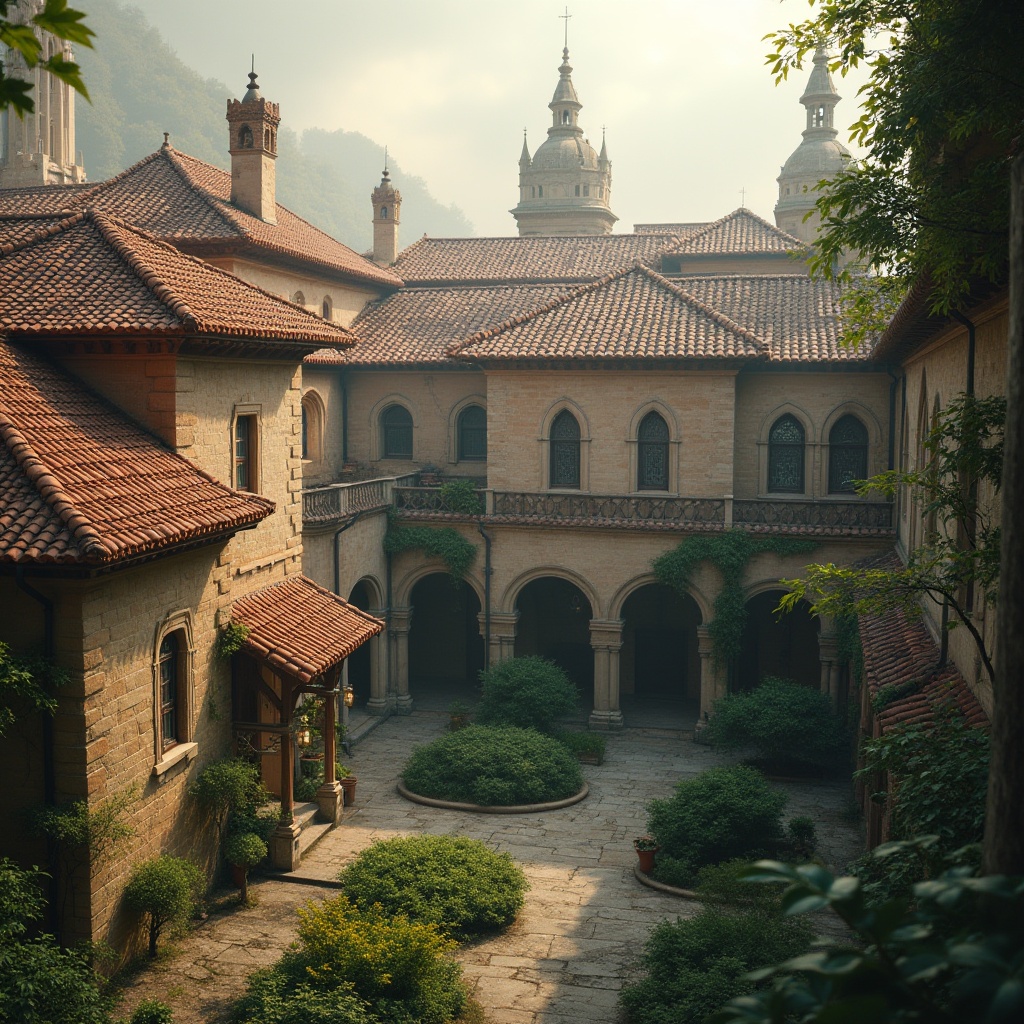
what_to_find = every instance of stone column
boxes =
[270,676,302,871]
[316,673,343,824]
[487,611,519,666]
[589,619,625,731]
[818,634,841,708]
[694,624,724,739]
[365,607,390,716]
[390,606,413,714]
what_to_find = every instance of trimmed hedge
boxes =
[476,656,578,733]
[337,835,527,940]
[402,725,583,806]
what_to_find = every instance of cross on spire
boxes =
[739,186,746,209]
[560,6,572,49]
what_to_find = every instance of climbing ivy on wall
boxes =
[384,512,477,582]
[652,530,817,665]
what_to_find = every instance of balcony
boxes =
[302,474,417,525]
[732,498,893,532]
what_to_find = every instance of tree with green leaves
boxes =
[0,0,92,114]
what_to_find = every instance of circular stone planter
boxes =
[396,780,589,813]
[633,863,699,899]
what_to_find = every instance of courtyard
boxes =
[117,705,863,1024]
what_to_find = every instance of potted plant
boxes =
[448,699,471,731]
[337,762,357,806]
[224,830,267,903]
[418,463,444,487]
[633,834,659,874]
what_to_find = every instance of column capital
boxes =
[389,606,412,634]
[590,618,624,647]
[696,624,714,658]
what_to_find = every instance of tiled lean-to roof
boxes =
[307,284,571,367]
[16,144,402,289]
[449,263,767,363]
[232,575,384,683]
[663,208,806,256]
[392,232,681,285]
[0,340,273,565]
[0,211,358,350]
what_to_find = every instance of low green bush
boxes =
[123,855,205,958]
[402,725,583,805]
[552,729,606,762]
[476,656,578,733]
[128,1000,174,1024]
[235,895,465,1024]
[190,758,268,841]
[704,676,848,774]
[619,903,811,1024]
[337,835,527,940]
[646,766,787,887]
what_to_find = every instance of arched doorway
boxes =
[620,583,701,699]
[736,590,819,690]
[514,577,594,703]
[408,574,484,703]
[347,579,375,705]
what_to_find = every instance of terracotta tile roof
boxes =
[857,552,988,732]
[0,213,69,248]
[633,222,709,235]
[392,233,681,285]
[663,208,806,256]
[0,184,90,215]
[681,275,877,362]
[449,263,767,363]
[0,340,273,564]
[307,284,571,367]
[231,575,384,683]
[37,145,402,289]
[0,210,357,348]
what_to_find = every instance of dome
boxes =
[779,136,852,180]
[531,134,599,171]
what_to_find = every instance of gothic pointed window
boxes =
[381,404,413,459]
[550,410,580,489]
[767,414,805,493]
[828,415,868,493]
[158,633,180,752]
[457,404,487,462]
[637,411,669,491]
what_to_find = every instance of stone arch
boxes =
[501,564,601,619]
[322,295,333,320]
[609,571,710,624]
[736,585,820,691]
[448,393,488,465]
[394,561,483,610]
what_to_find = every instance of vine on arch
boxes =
[652,530,817,664]
[384,511,477,583]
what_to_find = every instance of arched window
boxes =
[292,290,306,305]
[767,414,805,493]
[562,111,570,124]
[457,404,487,461]
[322,296,332,320]
[380,206,388,219]
[637,411,669,491]
[158,632,180,752]
[238,124,254,149]
[828,414,868,493]
[549,410,581,489]
[538,185,543,198]
[381,405,413,459]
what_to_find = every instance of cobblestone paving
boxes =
[118,711,864,1023]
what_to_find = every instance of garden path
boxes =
[117,710,863,1024]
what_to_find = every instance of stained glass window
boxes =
[637,411,669,490]
[550,410,580,489]
[457,405,487,461]
[828,415,868,493]
[158,634,178,751]
[382,405,413,458]
[768,414,805,493]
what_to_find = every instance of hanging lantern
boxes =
[343,685,355,708]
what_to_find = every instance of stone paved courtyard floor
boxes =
[117,709,864,1023]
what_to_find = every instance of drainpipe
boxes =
[341,370,349,464]
[14,567,58,934]
[385,548,393,698]
[332,510,365,596]
[477,522,492,669]
[950,311,977,398]
[886,368,900,471]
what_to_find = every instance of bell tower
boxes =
[226,65,280,223]
[371,159,402,266]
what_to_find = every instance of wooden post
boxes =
[270,676,302,870]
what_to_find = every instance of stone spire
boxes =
[371,156,402,266]
[510,43,616,236]
[226,64,281,223]
[773,45,852,246]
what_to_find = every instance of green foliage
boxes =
[552,728,607,762]
[705,676,849,773]
[764,0,1022,337]
[402,725,583,806]
[0,641,65,736]
[711,848,1024,1024]
[217,623,251,659]
[620,902,811,1024]
[653,532,817,664]
[646,766,788,887]
[337,835,527,941]
[237,895,465,1024]
[786,817,817,861]
[476,656,579,733]
[0,857,46,939]
[128,1000,174,1024]
[123,856,205,958]
[384,513,477,582]
[437,479,484,515]
[781,394,1005,684]
[0,0,93,115]
[190,758,268,840]
[224,832,267,869]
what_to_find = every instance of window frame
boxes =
[636,410,670,492]
[549,409,582,490]
[152,613,198,777]
[232,411,260,492]
[827,414,869,494]
[767,413,806,494]
[456,404,487,462]
[381,404,414,460]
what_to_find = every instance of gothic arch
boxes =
[292,290,306,306]
[819,401,881,496]
[758,402,813,496]
[501,565,602,620]
[626,401,681,494]
[609,572,710,624]
[539,398,592,491]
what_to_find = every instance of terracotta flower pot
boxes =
[340,776,357,806]
[635,847,658,874]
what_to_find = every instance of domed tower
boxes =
[226,65,281,223]
[511,46,616,236]
[774,45,853,245]
[0,0,86,188]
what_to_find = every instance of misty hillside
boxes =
[75,0,474,251]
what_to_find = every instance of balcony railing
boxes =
[732,498,893,531]
[491,492,727,525]
[393,486,486,514]
[302,474,417,525]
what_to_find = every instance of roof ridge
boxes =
[667,207,806,255]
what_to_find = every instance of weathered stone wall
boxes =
[303,509,389,602]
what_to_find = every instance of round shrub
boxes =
[124,855,205,958]
[128,1000,174,1024]
[476,656,579,733]
[235,971,375,1024]
[402,725,583,805]
[704,676,848,773]
[337,834,527,940]
[646,766,787,887]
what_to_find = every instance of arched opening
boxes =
[380,206,388,219]
[381,404,413,459]
[408,574,483,703]
[736,590,819,690]
[828,414,869,493]
[549,409,581,489]
[514,577,593,704]
[620,584,701,700]
[322,296,333,320]
[637,411,670,491]
[457,404,487,462]
[768,414,805,493]
[238,124,254,149]
[292,291,306,306]
[347,580,375,706]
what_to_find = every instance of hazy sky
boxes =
[111,0,870,237]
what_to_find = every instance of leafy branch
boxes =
[384,511,477,582]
